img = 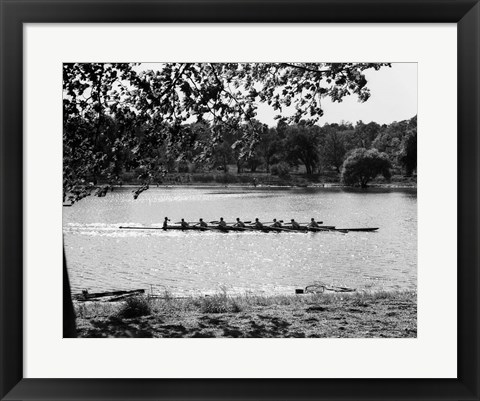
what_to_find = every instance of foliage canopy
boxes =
[63,62,391,200]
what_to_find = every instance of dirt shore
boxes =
[75,290,416,338]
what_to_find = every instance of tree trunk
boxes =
[237,160,243,174]
[63,249,77,337]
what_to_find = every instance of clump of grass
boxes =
[74,301,118,318]
[256,294,300,306]
[197,288,244,314]
[370,290,391,300]
[117,296,152,319]
[200,294,230,313]
[229,298,243,313]
[75,303,88,319]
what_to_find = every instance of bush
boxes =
[191,174,215,182]
[188,163,200,173]
[214,173,238,184]
[270,162,290,178]
[198,293,243,314]
[177,161,189,173]
[117,296,151,319]
[237,175,255,183]
[197,287,243,314]
[341,148,391,188]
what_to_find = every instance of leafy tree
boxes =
[212,140,234,172]
[372,126,402,156]
[233,119,267,173]
[355,120,381,148]
[284,123,321,175]
[341,148,392,188]
[256,127,282,172]
[276,118,289,138]
[319,124,347,172]
[245,154,263,172]
[63,62,390,200]
[371,115,417,173]
[317,122,367,173]
[398,116,417,176]
[399,129,417,176]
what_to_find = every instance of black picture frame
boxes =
[1,1,479,400]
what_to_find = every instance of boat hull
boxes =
[118,226,378,233]
[336,227,379,232]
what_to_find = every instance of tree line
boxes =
[65,111,416,191]
[208,115,417,179]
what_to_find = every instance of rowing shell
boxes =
[117,225,362,233]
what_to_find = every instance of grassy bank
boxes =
[75,290,416,338]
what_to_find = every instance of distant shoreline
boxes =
[91,171,416,190]
[75,290,417,338]
[106,181,417,190]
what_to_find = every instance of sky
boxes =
[261,63,417,126]
[137,63,417,127]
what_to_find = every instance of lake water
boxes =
[63,186,417,295]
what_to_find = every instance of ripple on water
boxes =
[63,187,417,294]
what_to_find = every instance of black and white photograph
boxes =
[63,62,417,338]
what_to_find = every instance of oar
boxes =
[245,223,270,230]
[179,223,215,231]
[247,224,292,232]
[284,221,324,225]
[227,225,255,231]
[185,222,214,230]
[210,220,252,224]
[119,226,157,230]
[281,224,309,229]
[268,226,295,232]
[198,226,215,231]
